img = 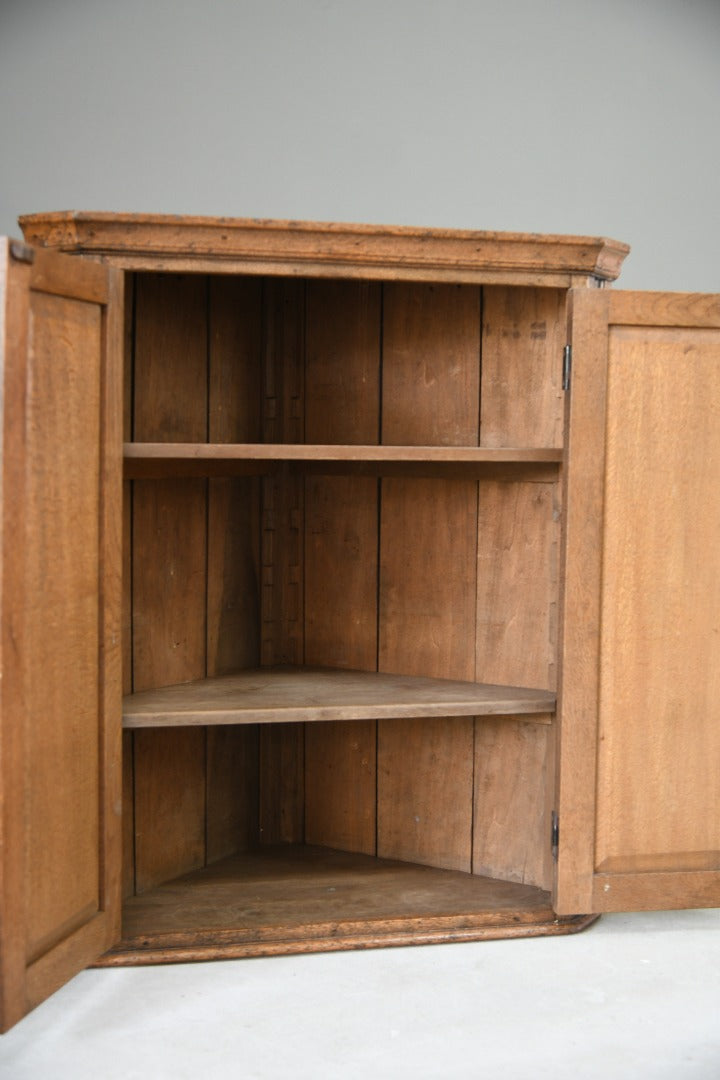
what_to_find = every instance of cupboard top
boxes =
[19,212,630,285]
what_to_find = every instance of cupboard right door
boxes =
[554,288,720,915]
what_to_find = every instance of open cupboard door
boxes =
[555,288,720,916]
[0,241,123,1030]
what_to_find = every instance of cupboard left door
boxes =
[0,240,124,1031]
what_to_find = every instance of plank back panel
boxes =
[131,274,208,891]
[303,281,381,853]
[259,281,306,841]
[481,287,565,448]
[382,282,481,446]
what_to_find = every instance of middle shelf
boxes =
[122,666,556,728]
[124,442,563,479]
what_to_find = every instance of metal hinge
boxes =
[562,345,572,391]
[551,811,559,860]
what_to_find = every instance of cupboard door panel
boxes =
[0,243,122,1030]
[556,290,720,914]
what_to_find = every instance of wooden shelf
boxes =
[97,846,595,965]
[124,442,563,479]
[122,666,556,728]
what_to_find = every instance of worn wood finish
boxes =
[206,726,259,863]
[97,846,595,965]
[473,719,554,888]
[20,212,630,284]
[556,289,720,915]
[382,283,481,446]
[303,282,381,851]
[206,276,263,863]
[378,282,480,875]
[379,479,478,679]
[131,273,209,891]
[475,481,559,691]
[378,718,474,871]
[481,287,565,448]
[305,722,377,855]
[133,729,206,894]
[0,243,122,1031]
[123,667,554,726]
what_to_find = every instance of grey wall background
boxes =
[1,0,718,290]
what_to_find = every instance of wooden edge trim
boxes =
[29,247,108,305]
[19,213,630,281]
[607,291,720,328]
[95,913,599,966]
[553,289,610,916]
[99,266,124,945]
[592,871,720,912]
[0,248,32,1033]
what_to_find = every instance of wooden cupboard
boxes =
[1,214,718,1031]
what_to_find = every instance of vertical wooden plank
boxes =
[206,276,263,861]
[481,287,565,448]
[378,284,480,871]
[382,283,481,445]
[206,727,259,863]
[132,480,207,891]
[475,481,559,691]
[305,280,380,445]
[378,718,474,872]
[474,290,562,889]
[133,730,206,893]
[305,722,376,854]
[378,480,477,869]
[473,718,555,888]
[302,279,382,854]
[258,724,304,845]
[379,479,477,681]
[122,274,135,898]
[259,280,306,842]
[132,273,208,890]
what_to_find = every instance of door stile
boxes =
[553,289,610,915]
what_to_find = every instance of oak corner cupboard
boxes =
[1,213,718,1031]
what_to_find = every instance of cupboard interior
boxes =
[114,271,578,961]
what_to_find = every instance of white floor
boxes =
[1,909,719,1079]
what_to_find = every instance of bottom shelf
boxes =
[98,846,596,965]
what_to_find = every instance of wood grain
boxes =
[305,722,377,854]
[475,481,559,691]
[382,283,481,446]
[131,273,209,891]
[20,212,631,285]
[481,287,565,448]
[0,245,122,1030]
[378,718,474,871]
[594,318,720,874]
[123,667,554,727]
[473,719,554,889]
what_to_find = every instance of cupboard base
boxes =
[95,845,597,966]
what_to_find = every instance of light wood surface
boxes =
[20,212,630,284]
[0,242,122,1031]
[123,667,555,727]
[556,289,720,915]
